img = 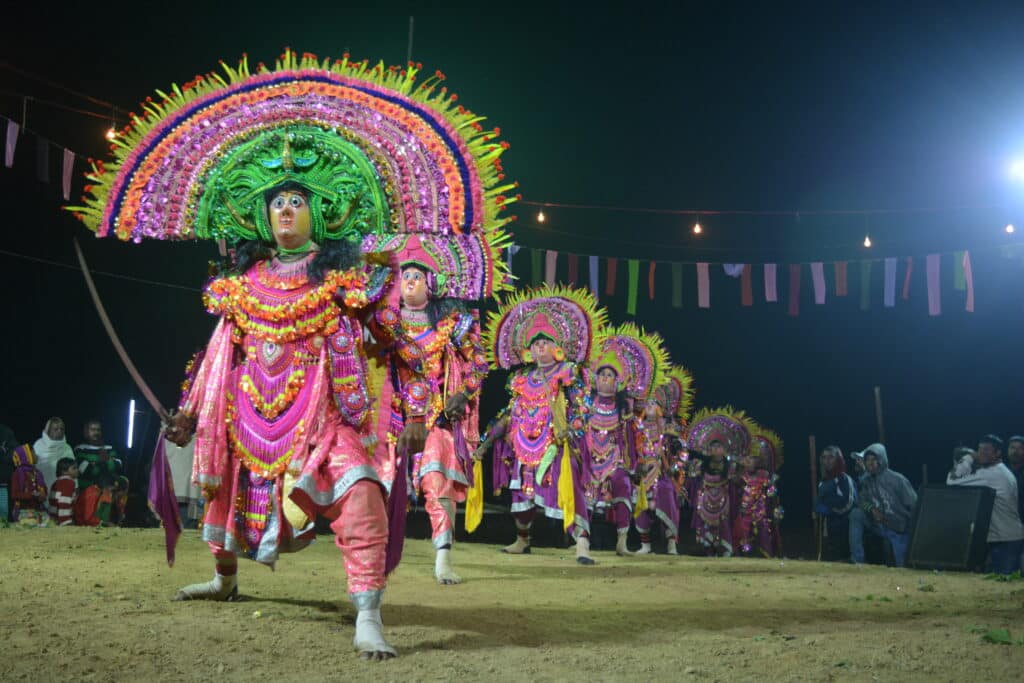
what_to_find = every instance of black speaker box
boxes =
[907,484,994,571]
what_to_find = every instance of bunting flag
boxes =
[531,248,542,286]
[697,262,711,308]
[810,262,826,305]
[545,249,558,286]
[953,250,966,291]
[927,253,941,316]
[902,256,913,300]
[835,261,848,296]
[764,263,778,302]
[62,148,75,201]
[648,261,656,300]
[883,257,897,308]
[741,264,753,306]
[4,120,18,168]
[567,253,579,286]
[589,255,599,298]
[627,258,640,315]
[963,251,975,313]
[35,137,49,183]
[606,257,618,296]
[671,262,683,309]
[860,260,872,311]
[723,263,744,278]
[788,264,801,316]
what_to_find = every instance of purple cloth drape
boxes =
[147,436,182,567]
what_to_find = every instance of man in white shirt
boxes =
[947,434,1024,575]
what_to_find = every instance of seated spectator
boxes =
[34,417,74,491]
[11,444,49,526]
[815,445,857,562]
[48,457,78,526]
[947,435,1024,575]
[849,443,917,567]
[74,420,129,525]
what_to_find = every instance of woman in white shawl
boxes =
[33,418,74,490]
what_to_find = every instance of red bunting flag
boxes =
[901,257,913,300]
[567,253,579,286]
[648,261,656,300]
[741,264,753,306]
[788,264,801,316]
[834,261,848,297]
[606,258,618,296]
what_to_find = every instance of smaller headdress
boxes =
[590,322,669,399]
[483,285,608,369]
[685,406,754,457]
[751,426,784,472]
[654,365,696,425]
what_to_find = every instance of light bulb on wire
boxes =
[105,127,117,141]
[536,210,546,224]
[863,234,872,248]
[692,222,703,235]
[1006,223,1016,234]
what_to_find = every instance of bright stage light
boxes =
[537,210,546,223]
[1011,160,1024,180]
[863,235,872,248]
[127,399,136,449]
[692,222,703,235]
[105,127,117,141]
[1007,223,1016,234]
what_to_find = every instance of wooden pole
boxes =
[873,386,886,444]
[809,434,819,559]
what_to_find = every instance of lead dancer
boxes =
[71,50,515,660]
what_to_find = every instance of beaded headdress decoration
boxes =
[68,49,518,254]
[751,427,784,471]
[590,322,669,399]
[685,406,754,457]
[483,285,608,370]
[654,365,696,425]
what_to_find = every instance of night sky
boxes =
[4,2,1024,522]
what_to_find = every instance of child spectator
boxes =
[48,457,78,526]
[11,444,49,526]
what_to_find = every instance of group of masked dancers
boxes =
[72,50,782,659]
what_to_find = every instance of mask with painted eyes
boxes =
[401,266,431,308]
[268,190,312,250]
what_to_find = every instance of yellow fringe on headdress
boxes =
[591,322,671,400]
[751,426,785,471]
[663,365,697,424]
[482,284,609,370]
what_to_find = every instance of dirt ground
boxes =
[2,526,1024,682]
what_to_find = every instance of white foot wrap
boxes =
[667,539,679,555]
[173,573,238,601]
[636,542,653,555]
[353,608,398,660]
[616,531,633,556]
[434,548,462,585]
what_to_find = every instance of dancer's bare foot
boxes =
[172,574,238,601]
[354,609,397,661]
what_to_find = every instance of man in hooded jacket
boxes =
[848,443,917,567]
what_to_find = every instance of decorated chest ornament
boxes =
[68,49,519,256]
[655,365,696,427]
[685,406,755,458]
[482,285,609,370]
[590,322,669,400]
[751,426,784,472]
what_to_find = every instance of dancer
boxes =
[71,50,515,660]
[685,408,753,557]
[476,286,605,564]
[654,366,696,508]
[733,426,784,557]
[584,323,667,556]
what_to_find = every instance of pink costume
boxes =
[732,469,779,557]
[181,254,393,607]
[371,304,488,548]
[581,394,636,533]
[634,416,681,543]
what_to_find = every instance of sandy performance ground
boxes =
[3,526,1024,682]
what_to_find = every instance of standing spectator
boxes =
[815,445,857,562]
[947,435,1024,575]
[74,420,128,526]
[33,417,75,491]
[10,444,48,526]
[48,457,78,526]
[849,443,917,567]
[1006,436,1024,522]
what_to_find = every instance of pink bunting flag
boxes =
[810,262,826,304]
[697,262,710,309]
[901,257,913,300]
[567,253,579,286]
[62,148,75,200]
[883,257,897,308]
[834,261,848,297]
[648,261,657,300]
[544,249,558,286]
[4,120,19,168]
[764,263,778,302]
[963,251,974,313]
[926,253,941,316]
